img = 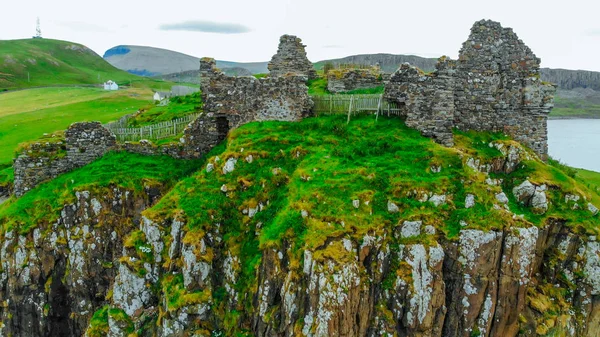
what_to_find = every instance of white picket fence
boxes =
[105,113,201,142]
[311,94,402,118]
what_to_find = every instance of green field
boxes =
[127,92,202,127]
[0,87,154,164]
[577,168,600,192]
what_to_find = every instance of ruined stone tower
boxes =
[385,20,556,159]
[268,35,318,80]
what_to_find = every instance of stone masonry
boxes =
[13,122,116,197]
[385,59,456,147]
[268,35,317,80]
[384,20,556,159]
[200,57,312,129]
[327,66,384,93]
[12,116,228,197]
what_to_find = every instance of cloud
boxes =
[322,44,343,49]
[159,20,251,34]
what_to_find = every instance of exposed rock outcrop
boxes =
[0,185,165,336]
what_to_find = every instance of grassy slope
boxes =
[126,92,202,127]
[576,168,600,192]
[0,87,153,165]
[0,152,200,233]
[0,39,143,89]
[0,39,174,91]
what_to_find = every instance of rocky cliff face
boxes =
[540,68,600,91]
[0,184,164,336]
[0,114,598,337]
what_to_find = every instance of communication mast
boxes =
[34,17,42,39]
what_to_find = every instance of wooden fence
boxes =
[311,94,402,118]
[104,95,400,142]
[105,113,201,142]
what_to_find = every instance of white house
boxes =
[103,80,119,90]
[153,91,171,106]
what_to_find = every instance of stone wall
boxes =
[12,115,238,197]
[384,20,555,159]
[200,58,312,129]
[385,60,456,147]
[65,122,116,167]
[267,35,317,80]
[327,67,384,93]
[13,122,116,196]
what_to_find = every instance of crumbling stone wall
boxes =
[200,58,312,129]
[65,122,116,167]
[268,35,317,80]
[327,67,384,93]
[386,60,456,146]
[13,122,116,196]
[384,20,555,159]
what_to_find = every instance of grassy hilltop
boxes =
[0,114,599,336]
[0,39,171,90]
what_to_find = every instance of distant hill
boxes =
[104,45,268,76]
[154,67,253,84]
[315,53,438,73]
[540,68,600,91]
[0,39,141,89]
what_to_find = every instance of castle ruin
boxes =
[384,20,556,159]
[267,35,318,80]
[199,58,312,129]
[13,22,557,197]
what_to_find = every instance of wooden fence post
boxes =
[376,94,382,121]
[347,95,354,124]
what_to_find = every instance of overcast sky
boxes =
[1,0,599,71]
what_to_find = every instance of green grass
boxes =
[307,77,384,95]
[0,38,174,90]
[0,151,201,233]
[0,164,12,190]
[0,39,132,89]
[139,114,598,329]
[307,77,329,95]
[0,87,154,165]
[127,92,202,127]
[576,168,600,192]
